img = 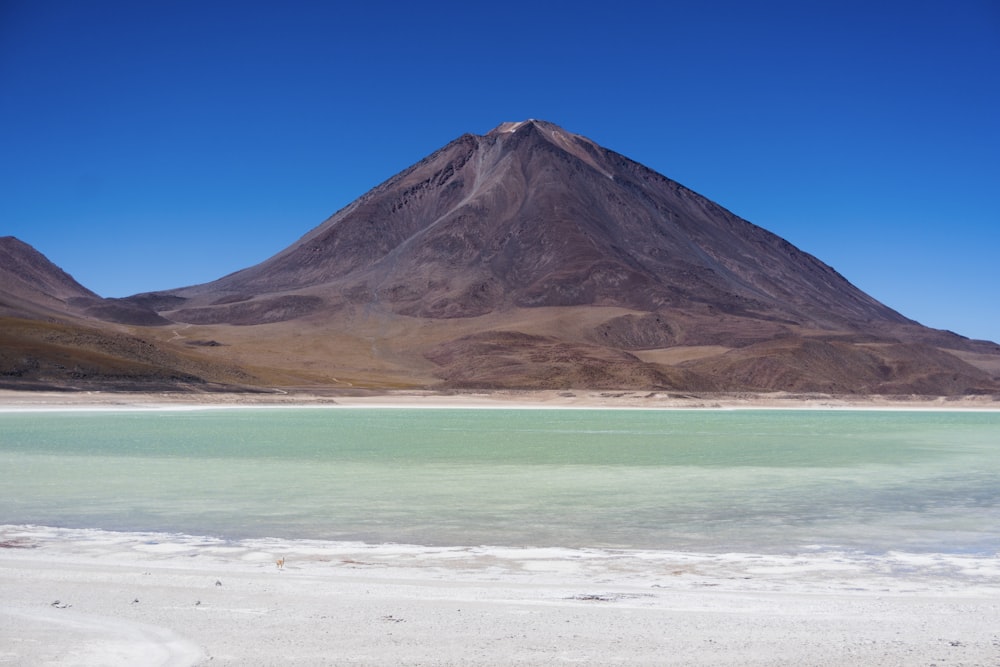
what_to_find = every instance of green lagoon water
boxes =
[2,408,998,555]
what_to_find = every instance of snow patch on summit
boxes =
[496,120,534,133]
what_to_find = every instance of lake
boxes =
[2,408,998,555]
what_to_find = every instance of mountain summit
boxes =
[6,121,999,393]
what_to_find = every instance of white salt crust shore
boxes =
[1,526,999,666]
[1,388,999,412]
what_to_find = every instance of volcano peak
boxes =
[14,121,991,394]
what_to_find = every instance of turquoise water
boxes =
[1,409,998,554]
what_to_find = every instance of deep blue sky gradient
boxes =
[2,1,998,341]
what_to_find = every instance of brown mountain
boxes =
[0,236,171,326]
[0,236,255,391]
[157,120,908,329]
[6,121,1000,394]
[0,236,99,320]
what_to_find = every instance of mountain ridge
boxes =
[0,236,98,319]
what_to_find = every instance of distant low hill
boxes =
[4,121,999,394]
[0,237,256,391]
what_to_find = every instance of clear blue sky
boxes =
[2,1,998,342]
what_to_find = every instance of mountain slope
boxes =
[0,236,172,326]
[0,237,258,390]
[0,236,99,320]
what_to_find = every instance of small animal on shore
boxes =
[276,557,285,569]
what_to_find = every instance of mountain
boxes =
[154,120,909,329]
[6,121,1000,394]
[0,236,99,320]
[0,236,255,391]
[0,236,171,326]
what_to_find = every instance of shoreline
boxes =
[2,524,999,666]
[2,388,999,412]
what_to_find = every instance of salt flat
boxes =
[2,525,999,666]
[2,388,999,411]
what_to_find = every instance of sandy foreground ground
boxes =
[2,525,999,667]
[1,387,999,411]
